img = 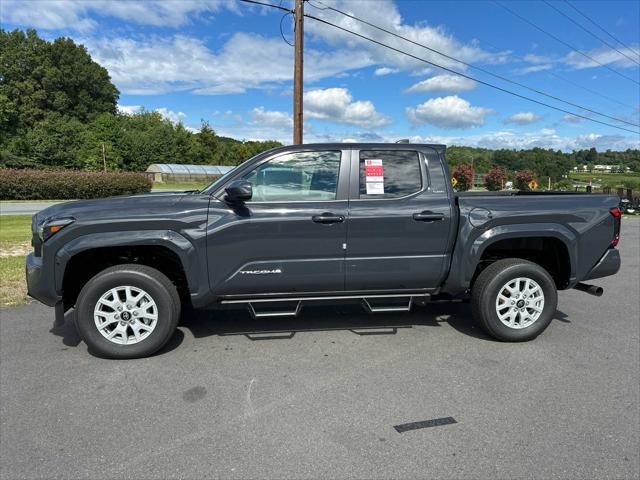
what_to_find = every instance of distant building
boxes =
[572,165,630,172]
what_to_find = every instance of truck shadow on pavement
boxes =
[51,303,571,356]
[178,302,571,343]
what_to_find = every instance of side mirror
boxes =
[225,179,252,202]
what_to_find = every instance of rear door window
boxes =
[358,150,422,199]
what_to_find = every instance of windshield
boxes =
[199,167,238,194]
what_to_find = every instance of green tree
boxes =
[0,29,118,132]
[585,147,598,163]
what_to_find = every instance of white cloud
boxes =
[155,107,186,124]
[117,104,143,115]
[405,74,476,93]
[304,88,392,128]
[504,111,541,125]
[305,0,508,73]
[85,33,372,95]
[562,114,582,123]
[406,95,492,129]
[564,46,640,69]
[405,129,640,152]
[249,107,292,129]
[374,67,399,76]
[516,64,553,75]
[0,0,237,31]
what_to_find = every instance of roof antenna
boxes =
[395,138,410,143]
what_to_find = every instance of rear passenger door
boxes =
[345,148,454,292]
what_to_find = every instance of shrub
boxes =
[0,169,152,200]
[484,165,507,191]
[514,169,537,191]
[452,163,475,191]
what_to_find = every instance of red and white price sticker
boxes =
[365,159,384,182]
[364,159,384,194]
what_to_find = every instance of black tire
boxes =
[471,258,558,342]
[74,264,181,359]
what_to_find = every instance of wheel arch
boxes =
[467,224,577,290]
[56,230,207,308]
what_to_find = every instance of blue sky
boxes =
[2,0,639,151]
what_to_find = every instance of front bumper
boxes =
[583,247,621,281]
[25,253,60,307]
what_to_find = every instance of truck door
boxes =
[207,149,350,296]
[345,148,454,291]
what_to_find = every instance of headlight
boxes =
[37,218,74,242]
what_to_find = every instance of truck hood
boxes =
[35,191,194,223]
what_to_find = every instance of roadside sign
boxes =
[528,179,538,190]
[451,177,458,187]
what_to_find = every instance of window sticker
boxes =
[365,159,384,194]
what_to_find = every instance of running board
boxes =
[220,293,427,319]
[362,296,413,313]
[248,301,302,319]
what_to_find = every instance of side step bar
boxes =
[248,301,302,319]
[362,297,413,313]
[221,293,428,319]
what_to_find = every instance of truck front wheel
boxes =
[471,258,558,341]
[74,264,181,359]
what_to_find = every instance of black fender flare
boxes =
[54,230,209,300]
[444,223,578,294]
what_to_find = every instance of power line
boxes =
[494,1,640,86]
[477,38,638,113]
[238,0,292,13]
[564,0,640,61]
[307,0,639,127]
[303,13,639,135]
[542,0,640,67]
[280,11,294,47]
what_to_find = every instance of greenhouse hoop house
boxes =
[146,164,235,183]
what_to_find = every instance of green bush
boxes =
[0,169,152,200]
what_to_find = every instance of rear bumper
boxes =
[25,253,60,307]
[583,247,621,281]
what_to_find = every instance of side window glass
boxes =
[359,150,422,199]
[243,151,341,202]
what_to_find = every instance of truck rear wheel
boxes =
[471,258,557,341]
[74,264,180,359]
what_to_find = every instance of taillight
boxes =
[610,207,621,247]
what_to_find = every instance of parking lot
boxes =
[1,220,638,479]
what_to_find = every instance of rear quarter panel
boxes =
[443,193,619,294]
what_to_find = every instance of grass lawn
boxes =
[152,181,209,191]
[570,172,640,187]
[0,215,32,307]
[0,215,32,249]
[0,256,27,307]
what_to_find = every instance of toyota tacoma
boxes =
[26,143,622,358]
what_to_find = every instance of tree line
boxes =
[1,29,637,176]
[0,29,281,172]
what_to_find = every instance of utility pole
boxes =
[293,0,304,144]
[102,143,107,172]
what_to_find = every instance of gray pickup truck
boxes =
[26,143,622,358]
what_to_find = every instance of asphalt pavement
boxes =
[0,202,64,216]
[0,190,187,216]
[1,221,638,479]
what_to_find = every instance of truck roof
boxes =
[278,142,447,152]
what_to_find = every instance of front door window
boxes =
[243,151,341,202]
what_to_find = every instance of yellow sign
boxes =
[528,179,538,190]
[451,177,458,187]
